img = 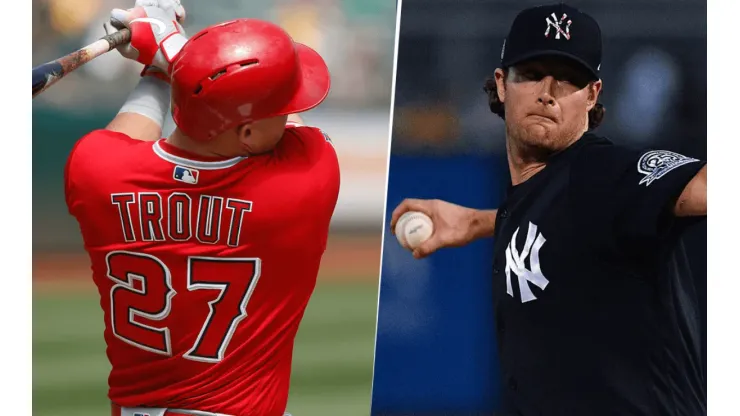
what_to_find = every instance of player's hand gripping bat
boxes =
[32,28,131,98]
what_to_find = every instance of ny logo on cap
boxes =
[544,13,571,40]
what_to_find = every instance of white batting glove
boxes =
[134,0,186,24]
[103,0,187,57]
[102,4,188,76]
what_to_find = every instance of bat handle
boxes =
[103,28,132,50]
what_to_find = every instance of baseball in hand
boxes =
[395,211,434,250]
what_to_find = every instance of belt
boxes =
[111,403,233,416]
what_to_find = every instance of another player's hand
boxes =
[103,0,188,75]
[390,198,479,259]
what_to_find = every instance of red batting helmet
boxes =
[169,19,331,141]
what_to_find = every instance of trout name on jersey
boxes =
[111,192,252,247]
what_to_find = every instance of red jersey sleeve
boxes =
[64,129,142,216]
[280,122,341,253]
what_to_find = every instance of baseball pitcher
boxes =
[392,4,707,415]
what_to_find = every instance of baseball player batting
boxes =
[391,4,707,415]
[62,1,338,415]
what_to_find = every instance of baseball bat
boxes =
[32,28,131,98]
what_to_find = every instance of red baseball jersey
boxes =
[64,123,340,416]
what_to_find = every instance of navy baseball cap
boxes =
[500,3,602,80]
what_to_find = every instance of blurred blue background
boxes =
[372,0,707,414]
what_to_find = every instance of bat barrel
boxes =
[32,61,64,98]
[32,28,131,98]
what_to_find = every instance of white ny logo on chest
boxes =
[505,222,549,303]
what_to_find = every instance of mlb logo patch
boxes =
[173,165,199,184]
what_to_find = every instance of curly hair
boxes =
[483,71,606,130]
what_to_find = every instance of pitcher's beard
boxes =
[506,123,559,164]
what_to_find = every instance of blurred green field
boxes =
[33,282,379,416]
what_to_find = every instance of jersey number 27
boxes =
[106,251,261,363]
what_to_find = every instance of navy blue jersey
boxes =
[491,133,705,416]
